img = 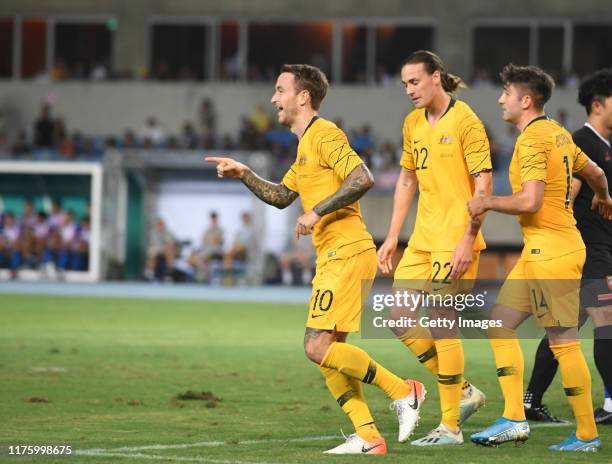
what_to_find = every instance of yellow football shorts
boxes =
[306,247,377,333]
[393,247,480,295]
[496,249,586,327]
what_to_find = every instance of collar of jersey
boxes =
[303,115,320,137]
[424,96,456,121]
[584,122,611,148]
[523,114,549,131]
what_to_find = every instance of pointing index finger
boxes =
[205,156,228,164]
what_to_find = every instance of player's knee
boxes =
[303,341,321,364]
[486,325,516,340]
[303,338,328,364]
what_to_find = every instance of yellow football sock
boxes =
[488,327,525,421]
[549,342,598,441]
[400,326,473,393]
[319,366,381,442]
[321,342,410,400]
[435,338,464,432]
[400,325,439,376]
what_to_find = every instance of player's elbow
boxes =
[587,165,605,184]
[275,201,289,210]
[353,165,375,191]
[523,195,543,214]
[363,174,375,191]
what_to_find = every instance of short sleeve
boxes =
[281,163,298,192]
[517,134,549,184]
[458,113,492,174]
[572,145,590,173]
[400,115,416,171]
[316,127,364,181]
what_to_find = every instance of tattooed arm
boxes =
[206,156,298,209]
[312,164,375,216]
[294,164,374,238]
[241,169,298,209]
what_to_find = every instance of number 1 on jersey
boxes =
[562,155,571,209]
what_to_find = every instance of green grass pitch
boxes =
[0,293,609,463]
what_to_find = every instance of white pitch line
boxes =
[77,435,339,454]
[77,422,573,456]
[81,451,277,464]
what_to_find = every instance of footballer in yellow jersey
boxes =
[495,117,589,326]
[208,64,424,454]
[468,64,612,451]
[378,51,493,446]
[282,117,375,267]
[282,116,377,332]
[400,98,490,255]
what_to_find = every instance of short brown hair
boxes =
[404,50,466,93]
[500,64,555,110]
[280,64,329,110]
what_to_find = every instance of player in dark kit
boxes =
[523,68,612,425]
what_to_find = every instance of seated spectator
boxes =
[222,212,255,282]
[188,211,224,282]
[238,115,258,150]
[54,116,68,147]
[145,219,177,280]
[350,124,375,154]
[140,116,165,146]
[281,235,315,286]
[18,222,36,270]
[122,129,139,148]
[220,134,236,151]
[180,121,199,149]
[48,199,66,231]
[73,215,90,271]
[166,136,180,149]
[0,212,22,278]
[33,211,49,265]
[58,133,76,158]
[20,199,37,229]
[199,98,217,135]
[57,210,78,272]
[71,131,85,154]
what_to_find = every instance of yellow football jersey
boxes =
[400,99,491,252]
[509,116,589,261]
[282,117,374,262]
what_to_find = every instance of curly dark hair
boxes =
[280,64,329,110]
[578,68,612,115]
[499,64,555,110]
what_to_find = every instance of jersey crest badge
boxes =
[439,134,453,145]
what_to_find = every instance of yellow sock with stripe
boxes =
[435,339,464,431]
[319,366,381,442]
[321,342,410,400]
[549,342,598,441]
[488,327,525,421]
[400,325,439,376]
[400,326,472,392]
